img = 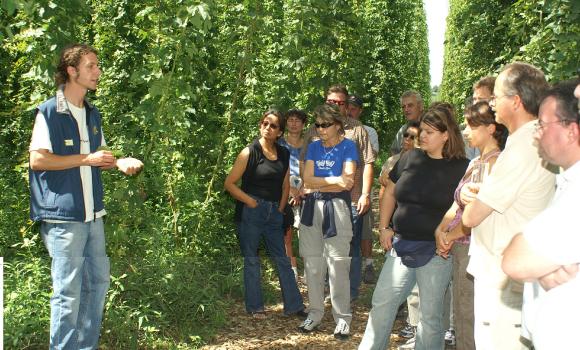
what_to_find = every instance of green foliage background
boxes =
[441,0,580,110]
[1,0,430,347]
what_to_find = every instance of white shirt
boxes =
[467,121,556,287]
[30,100,106,222]
[521,161,580,349]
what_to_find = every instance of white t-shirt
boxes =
[467,121,556,287]
[29,101,106,222]
[521,160,580,349]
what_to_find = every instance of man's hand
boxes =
[87,150,116,168]
[539,264,580,291]
[357,194,370,215]
[116,157,144,175]
[460,182,480,206]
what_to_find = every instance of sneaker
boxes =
[298,318,320,333]
[397,336,415,350]
[398,322,416,339]
[445,329,456,346]
[363,264,376,284]
[333,319,350,340]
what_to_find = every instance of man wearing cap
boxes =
[502,78,580,350]
[348,94,379,285]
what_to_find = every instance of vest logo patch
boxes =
[65,139,74,146]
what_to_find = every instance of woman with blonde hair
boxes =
[298,104,358,339]
[359,105,469,350]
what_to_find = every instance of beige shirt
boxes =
[467,121,557,287]
[302,116,376,202]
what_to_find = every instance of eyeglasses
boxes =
[490,94,513,104]
[261,121,279,130]
[403,132,416,140]
[535,119,567,132]
[326,99,346,106]
[315,122,335,129]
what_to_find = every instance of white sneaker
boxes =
[333,319,350,340]
[298,318,320,333]
[397,336,415,350]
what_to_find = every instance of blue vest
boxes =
[29,89,105,222]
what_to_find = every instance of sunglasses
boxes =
[315,122,335,129]
[326,99,346,106]
[261,121,279,130]
[403,132,416,140]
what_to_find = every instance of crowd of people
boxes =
[225,62,580,350]
[29,43,579,350]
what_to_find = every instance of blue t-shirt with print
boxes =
[278,137,302,177]
[306,138,359,177]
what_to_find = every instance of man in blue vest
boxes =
[29,43,143,349]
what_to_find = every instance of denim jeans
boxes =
[238,197,304,315]
[359,251,453,350]
[40,218,110,350]
[349,205,363,299]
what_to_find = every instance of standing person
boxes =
[29,43,144,349]
[463,76,497,160]
[461,62,555,350]
[298,104,359,339]
[390,90,424,155]
[389,91,425,342]
[278,109,308,280]
[347,94,379,284]
[301,84,375,302]
[359,105,469,350]
[472,76,495,104]
[502,79,580,350]
[224,109,306,319]
[378,121,420,195]
[435,102,508,350]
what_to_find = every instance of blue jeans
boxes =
[238,197,304,315]
[40,219,110,350]
[349,205,363,299]
[359,251,453,350]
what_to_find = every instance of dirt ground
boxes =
[201,275,411,350]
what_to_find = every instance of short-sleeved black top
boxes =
[389,149,469,241]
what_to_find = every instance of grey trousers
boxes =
[451,243,475,350]
[299,198,353,325]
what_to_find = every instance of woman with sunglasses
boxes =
[359,105,469,350]
[298,104,359,339]
[224,109,306,319]
[434,102,508,349]
[378,120,420,192]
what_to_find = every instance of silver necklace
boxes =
[322,138,340,157]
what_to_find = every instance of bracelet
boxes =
[379,227,393,232]
[361,193,370,197]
